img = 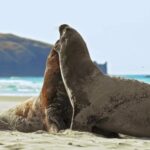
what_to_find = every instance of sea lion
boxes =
[56,24,150,137]
[0,41,72,132]
[40,40,72,132]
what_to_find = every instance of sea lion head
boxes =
[57,24,90,59]
[59,24,70,36]
[59,24,76,39]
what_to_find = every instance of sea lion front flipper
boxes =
[0,120,10,130]
[87,116,119,138]
[15,117,34,132]
[92,126,119,138]
[46,122,59,133]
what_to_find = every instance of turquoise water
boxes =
[117,75,150,83]
[0,77,43,96]
[0,75,150,96]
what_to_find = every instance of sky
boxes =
[0,0,150,74]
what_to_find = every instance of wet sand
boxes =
[0,96,150,150]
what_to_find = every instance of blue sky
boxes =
[0,0,150,74]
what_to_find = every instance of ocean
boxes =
[0,75,150,96]
[0,77,43,96]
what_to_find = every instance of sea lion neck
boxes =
[57,25,104,130]
[58,26,103,80]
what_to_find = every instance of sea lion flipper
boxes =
[0,120,10,130]
[15,117,32,132]
[87,115,119,137]
[47,122,59,133]
[46,108,65,130]
[92,126,119,138]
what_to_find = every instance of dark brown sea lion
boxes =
[56,24,150,137]
[40,41,72,132]
[0,41,72,132]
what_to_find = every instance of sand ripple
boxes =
[0,130,149,150]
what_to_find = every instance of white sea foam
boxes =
[0,77,43,96]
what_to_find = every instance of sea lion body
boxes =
[0,96,44,132]
[57,24,150,137]
[78,75,150,137]
[0,41,72,132]
[40,43,72,132]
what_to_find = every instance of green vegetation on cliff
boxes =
[0,33,52,76]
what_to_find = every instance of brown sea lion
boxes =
[40,40,72,132]
[0,41,72,132]
[56,24,150,137]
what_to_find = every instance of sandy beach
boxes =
[0,96,31,111]
[0,96,150,150]
[1,130,150,150]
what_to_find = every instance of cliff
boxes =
[0,33,107,76]
[0,33,52,76]
[94,62,108,74]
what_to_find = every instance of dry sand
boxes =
[0,96,150,150]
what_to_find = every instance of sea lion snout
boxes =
[59,24,74,42]
[59,24,70,36]
[53,40,61,53]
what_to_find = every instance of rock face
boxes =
[0,33,52,76]
[0,33,107,76]
[94,61,107,74]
